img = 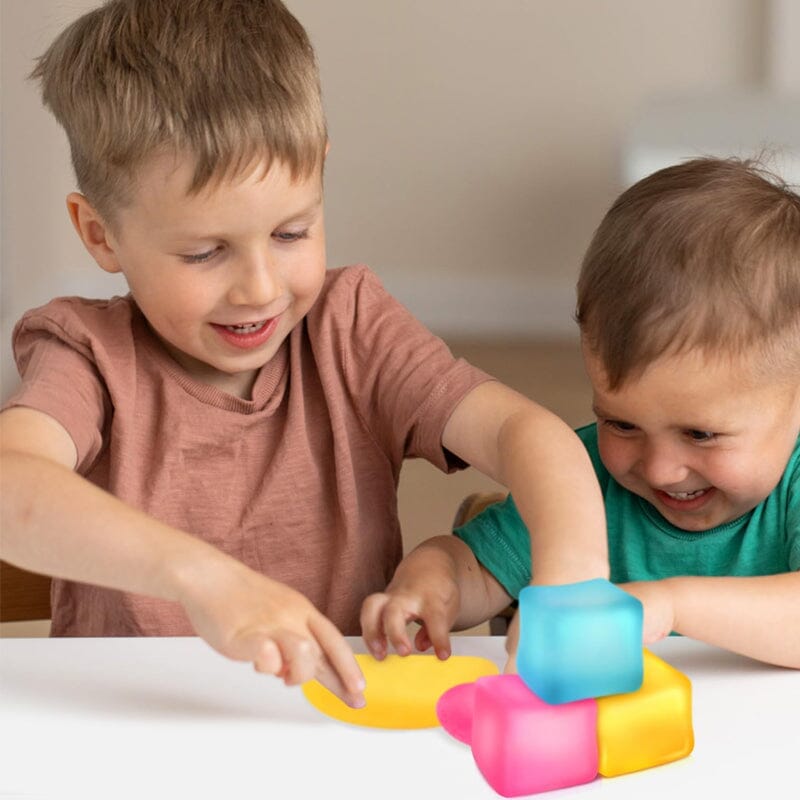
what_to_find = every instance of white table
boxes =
[1,636,797,799]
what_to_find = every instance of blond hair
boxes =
[31,0,326,223]
[576,157,800,389]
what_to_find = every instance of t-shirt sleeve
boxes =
[328,266,494,472]
[454,493,532,599]
[3,304,111,473]
[787,461,800,572]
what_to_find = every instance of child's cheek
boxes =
[597,434,632,481]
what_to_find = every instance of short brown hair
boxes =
[31,0,326,223]
[577,157,800,389]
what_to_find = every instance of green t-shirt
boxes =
[455,423,800,600]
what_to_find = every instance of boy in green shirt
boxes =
[361,156,800,669]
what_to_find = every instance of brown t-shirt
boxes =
[6,266,492,636]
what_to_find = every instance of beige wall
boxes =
[0,0,777,400]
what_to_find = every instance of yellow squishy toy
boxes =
[302,653,499,729]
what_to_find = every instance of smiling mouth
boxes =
[663,488,709,500]
[223,321,267,334]
[210,315,281,350]
[654,486,716,512]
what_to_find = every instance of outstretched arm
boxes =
[0,407,366,706]
[362,380,607,662]
[622,573,800,669]
[442,381,608,585]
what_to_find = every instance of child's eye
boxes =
[686,429,716,442]
[602,419,637,433]
[273,229,309,243]
[181,247,221,264]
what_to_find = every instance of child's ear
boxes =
[66,192,123,274]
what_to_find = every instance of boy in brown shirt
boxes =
[0,0,608,707]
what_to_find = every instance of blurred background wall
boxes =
[2,0,798,401]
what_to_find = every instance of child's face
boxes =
[98,153,326,397]
[585,347,800,531]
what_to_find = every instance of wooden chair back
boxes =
[0,561,52,621]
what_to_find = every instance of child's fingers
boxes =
[226,628,285,675]
[419,614,451,661]
[360,592,390,659]
[414,625,432,652]
[311,655,366,709]
[309,613,366,707]
[273,631,363,708]
[252,637,283,676]
[382,602,415,656]
[271,630,322,686]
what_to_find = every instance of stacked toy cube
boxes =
[436,578,694,797]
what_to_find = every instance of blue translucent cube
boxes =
[517,579,643,705]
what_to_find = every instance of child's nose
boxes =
[638,445,689,488]
[228,255,280,307]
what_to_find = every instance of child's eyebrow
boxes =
[278,196,324,224]
[167,197,324,242]
[593,402,731,433]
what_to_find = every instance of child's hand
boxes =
[177,558,366,708]
[619,580,676,644]
[360,573,460,662]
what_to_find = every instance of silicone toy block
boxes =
[470,674,598,797]
[517,579,643,704]
[597,649,694,776]
[435,681,476,744]
[302,653,497,728]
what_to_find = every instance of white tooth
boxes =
[666,489,705,500]
[226,321,265,333]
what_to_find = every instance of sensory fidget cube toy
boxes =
[596,648,694,776]
[516,579,644,704]
[436,579,694,797]
[471,674,598,796]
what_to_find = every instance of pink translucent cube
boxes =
[471,674,598,797]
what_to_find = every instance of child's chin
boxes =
[660,506,724,533]
[652,497,727,532]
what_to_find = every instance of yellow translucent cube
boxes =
[597,648,694,776]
